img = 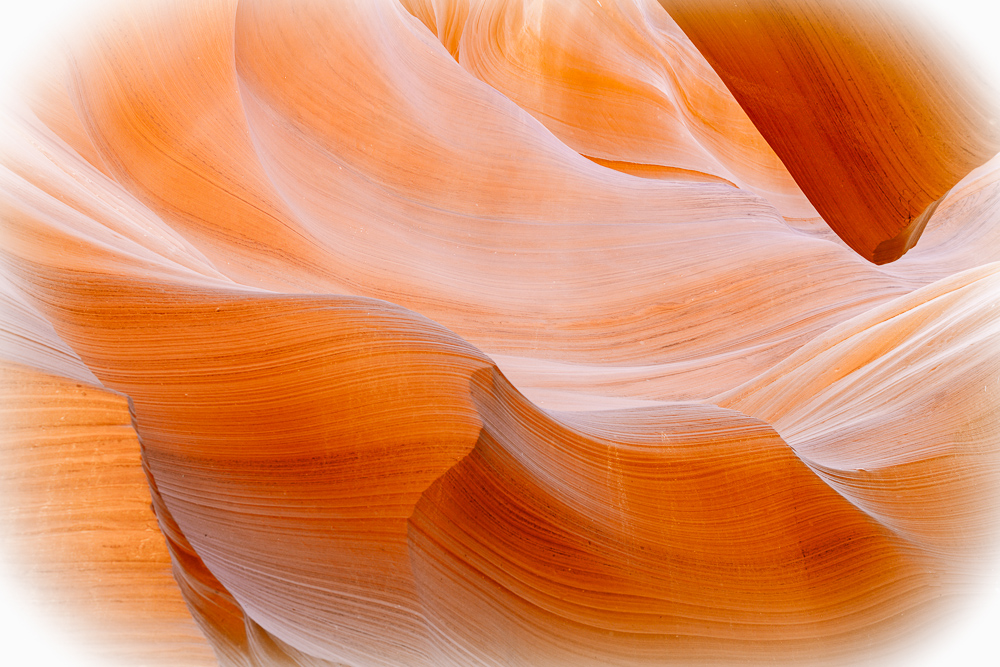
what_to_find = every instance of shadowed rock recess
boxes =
[1,0,999,665]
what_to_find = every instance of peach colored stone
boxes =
[1,1,998,665]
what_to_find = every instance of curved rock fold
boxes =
[1,0,999,665]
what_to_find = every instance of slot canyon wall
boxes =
[1,0,1000,665]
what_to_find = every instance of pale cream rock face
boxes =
[1,1,999,665]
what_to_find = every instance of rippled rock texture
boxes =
[1,0,999,665]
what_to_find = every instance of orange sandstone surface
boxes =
[1,0,999,665]
[657,0,1000,263]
